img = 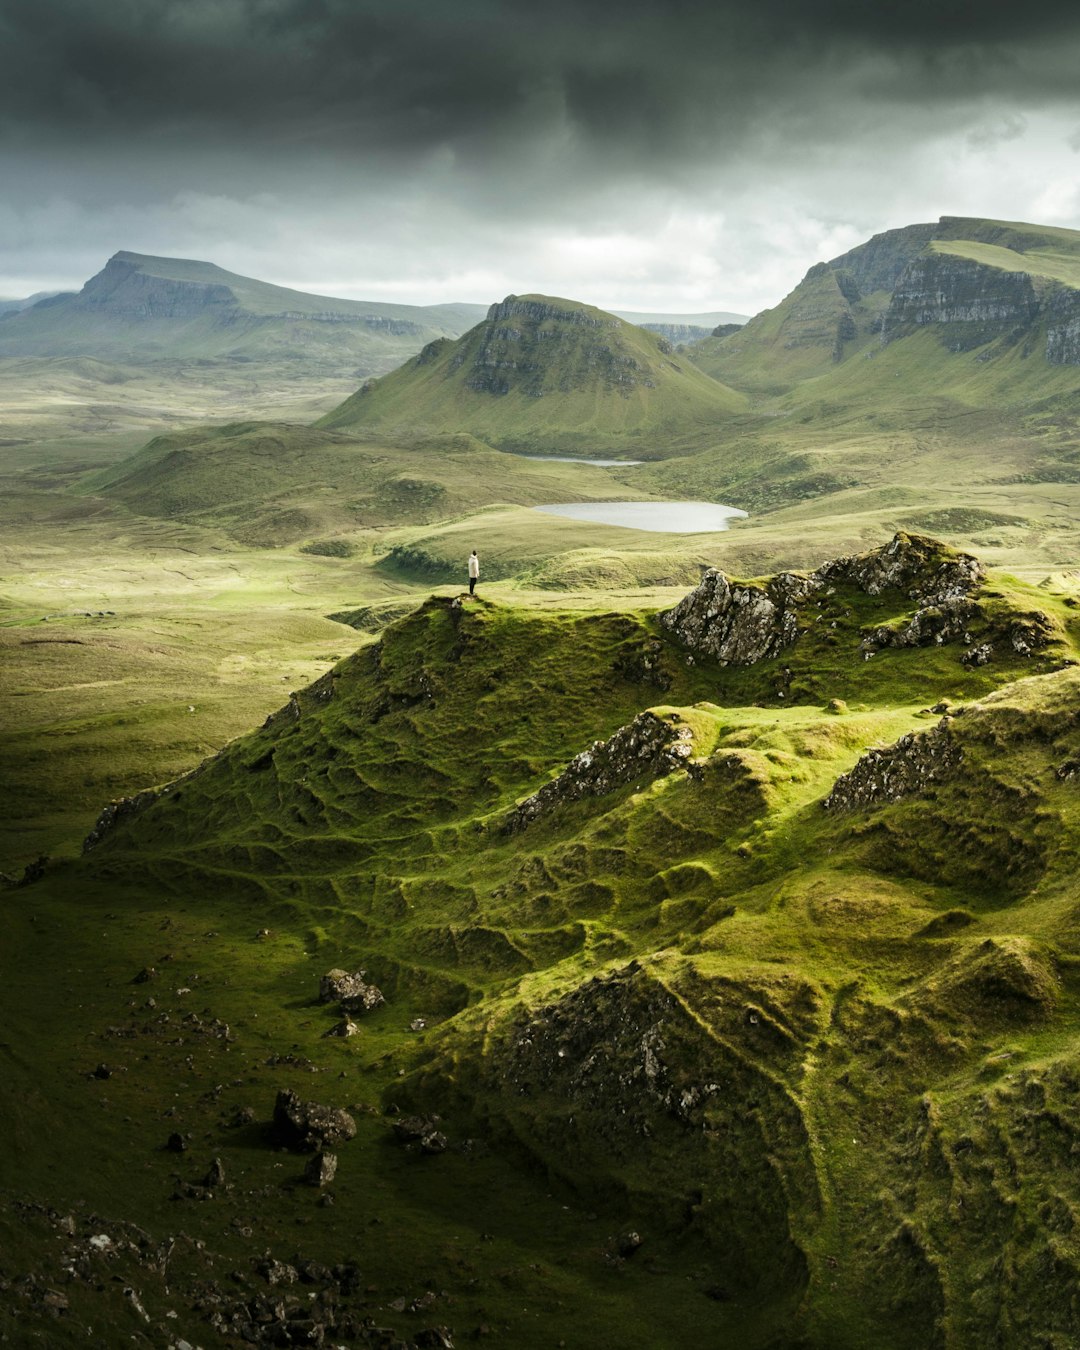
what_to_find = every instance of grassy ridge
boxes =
[4,540,1078,1344]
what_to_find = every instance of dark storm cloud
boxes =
[4,0,1080,162]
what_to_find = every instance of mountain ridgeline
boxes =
[318,293,746,456]
[693,215,1080,395]
[0,251,489,374]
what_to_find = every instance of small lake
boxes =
[534,501,749,533]
[511,453,644,466]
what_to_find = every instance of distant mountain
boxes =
[0,252,489,375]
[691,216,1080,397]
[0,290,63,317]
[319,293,746,456]
[614,306,747,329]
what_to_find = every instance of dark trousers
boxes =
[469,576,477,594]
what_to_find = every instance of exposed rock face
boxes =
[639,322,713,345]
[453,294,654,398]
[817,532,985,604]
[863,599,977,652]
[823,718,961,813]
[83,790,163,852]
[885,254,1041,339]
[1045,287,1080,365]
[827,222,938,295]
[504,711,694,833]
[303,1152,338,1187]
[485,296,619,330]
[76,256,235,319]
[660,533,985,669]
[658,569,818,665]
[271,1091,356,1152]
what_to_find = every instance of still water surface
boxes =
[534,501,748,533]
[513,453,644,466]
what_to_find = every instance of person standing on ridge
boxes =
[468,550,480,596]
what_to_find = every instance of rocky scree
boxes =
[504,710,695,833]
[823,717,962,813]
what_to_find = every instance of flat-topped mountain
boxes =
[693,216,1080,396]
[0,251,488,374]
[319,292,746,456]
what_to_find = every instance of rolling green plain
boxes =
[6,218,1080,1347]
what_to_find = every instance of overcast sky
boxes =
[4,0,1080,314]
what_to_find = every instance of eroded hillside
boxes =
[6,535,1080,1347]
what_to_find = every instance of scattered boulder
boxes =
[303,1151,338,1187]
[323,1017,359,1038]
[616,1230,644,1257]
[823,718,961,813]
[255,1257,299,1286]
[391,1115,447,1153]
[340,982,385,1016]
[203,1157,226,1188]
[272,1090,357,1152]
[319,969,385,1014]
[505,710,694,833]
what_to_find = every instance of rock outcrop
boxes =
[504,711,695,832]
[817,532,985,604]
[823,717,961,812]
[658,569,818,665]
[661,532,985,667]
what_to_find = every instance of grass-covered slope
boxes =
[8,535,1080,1347]
[319,293,746,456]
[85,421,669,545]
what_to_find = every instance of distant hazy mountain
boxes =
[692,216,1080,397]
[0,252,489,376]
[319,292,746,456]
[0,290,62,316]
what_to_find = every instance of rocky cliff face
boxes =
[458,296,651,397]
[659,568,818,665]
[77,256,237,320]
[828,223,938,295]
[818,531,985,604]
[884,254,1042,348]
[1045,287,1080,365]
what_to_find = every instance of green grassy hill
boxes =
[319,293,747,456]
[0,251,487,374]
[8,535,1080,1346]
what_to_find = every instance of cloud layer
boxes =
[3,0,1080,309]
